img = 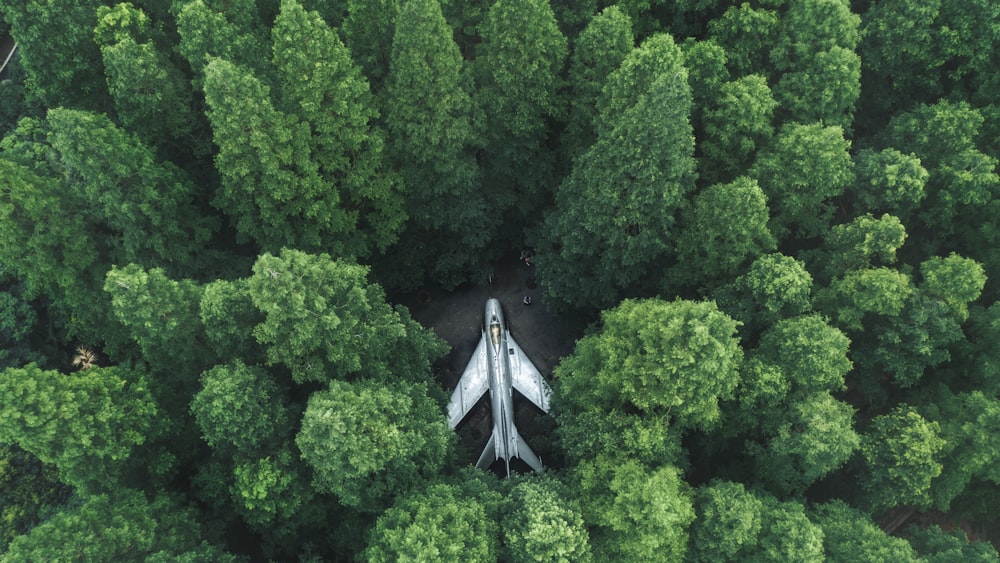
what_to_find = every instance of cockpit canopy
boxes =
[489,320,502,346]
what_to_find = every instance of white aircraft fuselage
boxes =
[447,298,552,476]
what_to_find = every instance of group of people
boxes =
[520,248,534,305]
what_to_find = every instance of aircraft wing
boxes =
[447,334,489,428]
[508,336,552,413]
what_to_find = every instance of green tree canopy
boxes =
[687,480,764,562]
[190,361,291,455]
[272,0,404,257]
[715,253,814,336]
[105,264,208,377]
[203,57,356,255]
[2,490,236,562]
[750,122,854,240]
[538,34,696,310]
[810,213,908,284]
[475,0,567,226]
[751,314,852,401]
[749,391,860,495]
[573,458,694,562]
[555,299,742,440]
[296,379,454,511]
[879,101,999,246]
[905,524,1000,563]
[247,249,447,384]
[95,3,203,156]
[364,480,500,562]
[0,444,72,552]
[707,3,780,77]
[562,6,633,162]
[381,0,488,288]
[0,364,157,493]
[501,478,592,563]
[852,148,929,217]
[860,405,945,511]
[700,74,777,184]
[0,0,110,111]
[0,158,107,339]
[744,495,825,563]
[671,177,776,290]
[810,500,920,562]
[341,0,398,90]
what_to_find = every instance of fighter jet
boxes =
[447,298,553,476]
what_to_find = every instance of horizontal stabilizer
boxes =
[516,432,544,472]
[476,431,497,471]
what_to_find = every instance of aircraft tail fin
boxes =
[475,431,497,471]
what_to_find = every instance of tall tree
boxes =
[749,122,854,241]
[562,6,633,164]
[538,34,696,311]
[919,391,1000,511]
[2,490,237,561]
[272,0,405,258]
[573,457,694,562]
[860,405,945,511]
[714,253,814,338]
[879,101,999,249]
[104,265,209,377]
[706,3,780,77]
[748,391,860,495]
[341,0,398,91]
[0,158,108,339]
[810,500,920,562]
[381,0,489,288]
[809,213,908,284]
[0,364,157,493]
[0,444,72,552]
[501,478,592,563]
[905,524,1000,563]
[0,0,110,111]
[474,0,568,233]
[770,0,861,129]
[203,58,356,255]
[687,480,764,562]
[297,379,454,511]
[851,148,929,218]
[228,445,324,540]
[857,0,943,122]
[174,0,270,82]
[190,361,292,455]
[846,254,985,396]
[364,479,501,561]
[43,109,216,276]
[95,3,204,156]
[554,299,741,464]
[199,278,265,365]
[247,250,448,384]
[699,74,777,184]
[747,314,853,404]
[670,177,776,291]
[680,38,729,159]
[744,496,825,563]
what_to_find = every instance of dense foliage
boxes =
[2,0,1000,560]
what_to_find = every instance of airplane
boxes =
[447,298,553,476]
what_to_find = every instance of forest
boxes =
[2,0,1000,560]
